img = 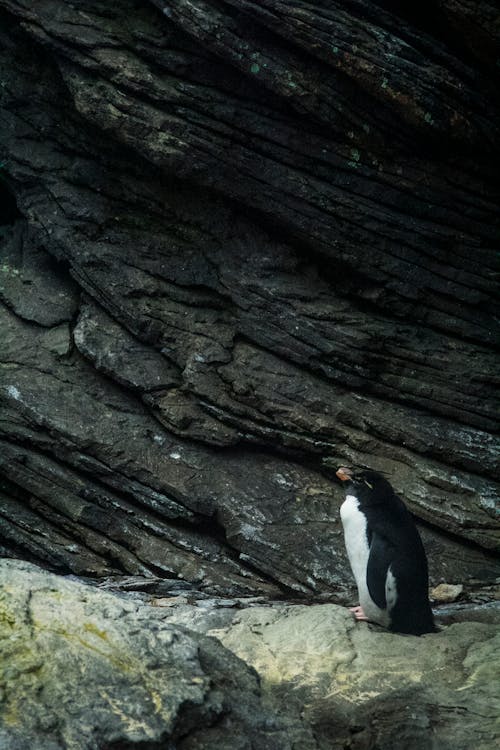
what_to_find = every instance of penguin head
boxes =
[336,466,394,502]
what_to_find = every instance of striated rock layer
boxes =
[0,0,499,599]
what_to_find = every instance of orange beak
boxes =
[336,467,353,482]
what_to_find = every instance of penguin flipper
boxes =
[366,532,394,610]
[387,558,436,635]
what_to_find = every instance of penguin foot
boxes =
[349,605,370,621]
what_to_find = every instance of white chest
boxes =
[340,494,391,626]
[340,494,370,585]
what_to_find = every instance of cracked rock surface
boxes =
[0,0,499,601]
[0,560,291,749]
[1,560,499,750]
[168,602,500,750]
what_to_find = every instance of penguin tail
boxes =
[390,606,436,636]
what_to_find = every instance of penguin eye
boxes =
[364,480,373,489]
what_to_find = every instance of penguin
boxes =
[336,466,435,635]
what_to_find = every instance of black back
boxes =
[345,469,435,635]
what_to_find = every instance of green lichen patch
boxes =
[0,561,212,748]
[0,264,21,277]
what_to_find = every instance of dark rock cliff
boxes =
[0,0,499,601]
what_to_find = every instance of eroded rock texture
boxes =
[2,560,499,750]
[0,560,289,750]
[0,1,499,599]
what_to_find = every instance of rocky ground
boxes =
[1,560,499,750]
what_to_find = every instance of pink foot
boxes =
[349,605,370,621]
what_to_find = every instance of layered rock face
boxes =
[0,0,499,602]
